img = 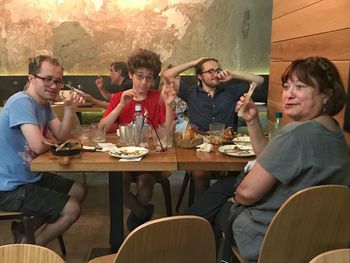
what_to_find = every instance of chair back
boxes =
[258,185,350,263]
[0,244,65,263]
[52,104,81,133]
[309,248,350,263]
[115,215,216,263]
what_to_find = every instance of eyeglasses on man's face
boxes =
[202,68,223,75]
[134,72,154,82]
[33,74,65,88]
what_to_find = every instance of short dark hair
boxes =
[110,61,128,78]
[127,49,162,78]
[194,58,219,76]
[28,55,63,75]
[281,56,346,116]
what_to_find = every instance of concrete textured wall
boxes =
[0,0,272,75]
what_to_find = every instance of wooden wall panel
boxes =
[270,29,350,61]
[272,0,320,19]
[267,83,283,105]
[269,62,290,85]
[270,0,350,147]
[271,0,350,42]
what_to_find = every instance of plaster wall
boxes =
[0,0,272,75]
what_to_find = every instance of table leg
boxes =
[108,171,124,252]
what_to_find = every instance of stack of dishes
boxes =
[219,135,255,157]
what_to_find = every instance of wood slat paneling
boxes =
[271,0,350,42]
[270,29,350,61]
[272,0,320,19]
[269,62,290,85]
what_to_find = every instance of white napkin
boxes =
[244,159,256,173]
[119,157,143,162]
[196,142,213,152]
[97,143,118,152]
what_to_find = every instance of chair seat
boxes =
[0,210,66,255]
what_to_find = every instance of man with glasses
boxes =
[100,49,176,231]
[163,57,264,197]
[0,55,87,246]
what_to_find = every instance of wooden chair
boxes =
[51,104,88,184]
[309,248,350,263]
[88,215,216,263]
[0,243,65,263]
[0,210,66,255]
[231,185,350,263]
[51,104,81,134]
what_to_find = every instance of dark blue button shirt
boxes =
[178,80,249,132]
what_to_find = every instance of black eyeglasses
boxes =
[202,68,223,75]
[134,72,154,82]
[33,74,65,88]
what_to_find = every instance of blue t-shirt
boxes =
[0,91,55,190]
[178,80,248,132]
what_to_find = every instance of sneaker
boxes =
[126,204,155,232]
[144,204,155,221]
[126,212,142,232]
[11,221,24,243]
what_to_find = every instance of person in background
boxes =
[0,55,87,246]
[185,56,350,262]
[99,49,176,231]
[159,64,188,133]
[82,61,132,108]
[163,57,264,198]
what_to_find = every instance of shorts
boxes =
[0,173,74,222]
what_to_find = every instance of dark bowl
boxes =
[50,142,82,156]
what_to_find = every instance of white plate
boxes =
[218,145,255,157]
[109,146,148,159]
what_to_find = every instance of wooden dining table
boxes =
[30,135,252,254]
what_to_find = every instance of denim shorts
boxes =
[0,173,74,222]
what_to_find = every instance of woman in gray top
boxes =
[229,56,349,261]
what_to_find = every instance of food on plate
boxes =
[50,140,82,156]
[116,149,143,156]
[223,127,234,140]
[224,145,251,154]
[182,125,197,140]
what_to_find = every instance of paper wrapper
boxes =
[174,133,203,148]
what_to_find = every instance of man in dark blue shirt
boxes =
[163,57,264,197]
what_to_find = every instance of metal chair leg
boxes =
[158,177,173,216]
[57,234,67,255]
[175,171,191,213]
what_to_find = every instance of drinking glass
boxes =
[209,123,225,145]
[119,123,136,146]
[91,123,106,143]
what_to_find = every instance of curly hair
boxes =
[281,56,346,116]
[28,55,63,75]
[127,49,162,78]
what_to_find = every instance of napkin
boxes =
[244,159,256,173]
[119,157,143,162]
[196,142,213,152]
[97,143,118,152]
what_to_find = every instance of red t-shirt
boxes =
[102,90,166,132]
